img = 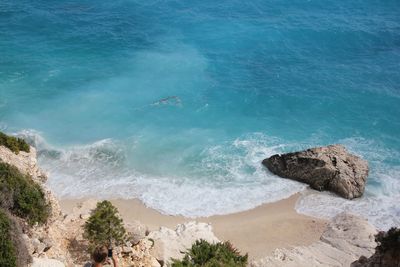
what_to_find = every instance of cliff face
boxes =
[0,144,70,265]
[0,145,47,183]
[0,144,62,222]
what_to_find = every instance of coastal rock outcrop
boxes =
[125,220,149,245]
[351,227,400,267]
[262,144,369,199]
[0,145,47,183]
[147,221,220,265]
[31,258,65,267]
[251,213,377,267]
[0,144,68,264]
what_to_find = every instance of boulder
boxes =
[147,221,220,265]
[251,213,377,267]
[32,238,46,254]
[262,144,368,199]
[125,220,149,245]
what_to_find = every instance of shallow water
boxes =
[1,0,399,229]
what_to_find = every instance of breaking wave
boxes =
[15,130,400,229]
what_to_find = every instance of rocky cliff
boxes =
[0,143,68,265]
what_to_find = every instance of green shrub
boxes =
[0,210,17,267]
[376,227,400,252]
[0,209,31,267]
[0,162,50,225]
[172,239,248,267]
[0,132,30,154]
[83,200,126,249]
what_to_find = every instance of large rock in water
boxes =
[262,144,369,199]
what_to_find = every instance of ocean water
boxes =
[1,1,399,229]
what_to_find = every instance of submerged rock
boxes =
[262,144,368,199]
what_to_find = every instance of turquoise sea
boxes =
[1,0,399,229]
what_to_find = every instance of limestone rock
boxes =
[147,221,220,265]
[0,144,70,264]
[30,258,65,267]
[32,238,46,254]
[116,239,161,267]
[351,228,400,267]
[251,213,377,267]
[0,144,62,222]
[122,246,132,254]
[126,220,149,245]
[321,213,377,257]
[263,144,369,199]
[0,145,47,183]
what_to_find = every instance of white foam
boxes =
[296,188,400,230]
[296,137,400,230]
[13,130,400,228]
[16,131,305,216]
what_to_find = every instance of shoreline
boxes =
[60,192,327,260]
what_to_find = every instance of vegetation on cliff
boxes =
[83,200,126,249]
[0,210,31,267]
[0,210,17,267]
[0,132,30,154]
[376,227,400,252]
[0,162,50,225]
[351,227,400,267]
[172,239,248,267]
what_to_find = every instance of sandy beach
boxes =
[60,193,326,260]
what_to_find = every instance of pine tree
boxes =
[83,200,126,248]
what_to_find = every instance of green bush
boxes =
[376,227,400,252]
[0,132,30,154]
[83,200,126,249]
[0,209,31,267]
[0,210,17,267]
[0,162,50,225]
[172,239,248,267]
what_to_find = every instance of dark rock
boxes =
[262,144,368,199]
[351,227,400,267]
